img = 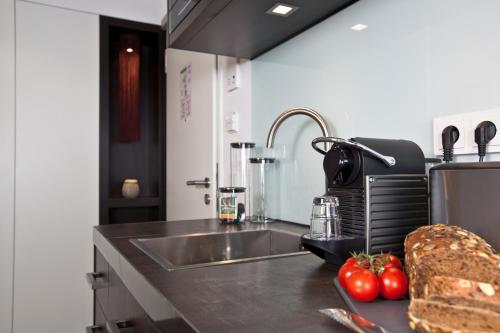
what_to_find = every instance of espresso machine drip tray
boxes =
[300,235,365,267]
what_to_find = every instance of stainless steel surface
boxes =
[265,107,330,150]
[186,177,211,188]
[312,137,396,167]
[313,196,339,206]
[85,272,105,290]
[131,229,308,271]
[105,320,131,333]
[319,308,392,333]
[430,162,500,250]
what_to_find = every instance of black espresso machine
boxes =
[301,137,429,266]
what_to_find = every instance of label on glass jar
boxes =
[219,196,237,220]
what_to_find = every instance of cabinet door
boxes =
[95,300,107,328]
[95,249,109,312]
[125,292,162,333]
[107,265,129,321]
[104,269,161,333]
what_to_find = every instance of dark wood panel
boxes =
[126,290,162,333]
[107,197,160,208]
[94,250,165,332]
[95,299,107,328]
[106,264,128,321]
[94,249,109,312]
[169,0,358,59]
[109,207,160,224]
[99,16,166,225]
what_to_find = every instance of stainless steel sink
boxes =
[131,229,309,271]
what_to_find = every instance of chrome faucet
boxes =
[266,107,331,149]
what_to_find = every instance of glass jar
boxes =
[249,157,278,223]
[218,187,246,223]
[230,142,255,210]
[310,195,342,240]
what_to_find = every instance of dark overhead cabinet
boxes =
[166,0,358,59]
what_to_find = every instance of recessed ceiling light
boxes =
[266,3,299,17]
[351,24,368,31]
[126,48,134,53]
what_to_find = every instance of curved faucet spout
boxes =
[265,107,331,149]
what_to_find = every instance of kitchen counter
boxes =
[93,219,351,332]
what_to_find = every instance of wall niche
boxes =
[100,17,166,224]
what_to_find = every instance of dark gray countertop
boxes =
[94,219,351,333]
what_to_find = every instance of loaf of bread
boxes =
[404,224,499,299]
[424,276,500,314]
[405,224,500,333]
[408,299,500,333]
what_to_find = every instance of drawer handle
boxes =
[105,320,132,333]
[86,272,106,290]
[85,325,104,333]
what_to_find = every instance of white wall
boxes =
[0,0,16,332]
[23,0,165,24]
[252,0,500,224]
[14,2,99,332]
[217,56,252,187]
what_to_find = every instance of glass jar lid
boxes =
[218,186,246,193]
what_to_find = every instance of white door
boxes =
[166,49,217,220]
[15,2,98,331]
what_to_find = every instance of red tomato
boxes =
[345,257,358,265]
[378,268,408,300]
[346,269,380,302]
[338,262,363,289]
[374,254,403,273]
[345,256,370,269]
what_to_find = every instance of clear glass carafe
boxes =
[249,157,277,223]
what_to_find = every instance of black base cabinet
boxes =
[88,249,162,333]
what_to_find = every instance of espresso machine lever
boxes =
[312,137,396,167]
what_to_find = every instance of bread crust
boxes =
[404,224,499,299]
[405,225,500,332]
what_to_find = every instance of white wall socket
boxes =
[225,58,241,92]
[433,108,500,156]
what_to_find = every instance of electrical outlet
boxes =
[433,115,466,156]
[466,108,500,152]
[434,108,500,157]
[225,58,240,92]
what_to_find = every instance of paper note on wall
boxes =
[180,64,192,122]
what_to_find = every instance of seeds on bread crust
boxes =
[458,279,472,288]
[478,282,495,297]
